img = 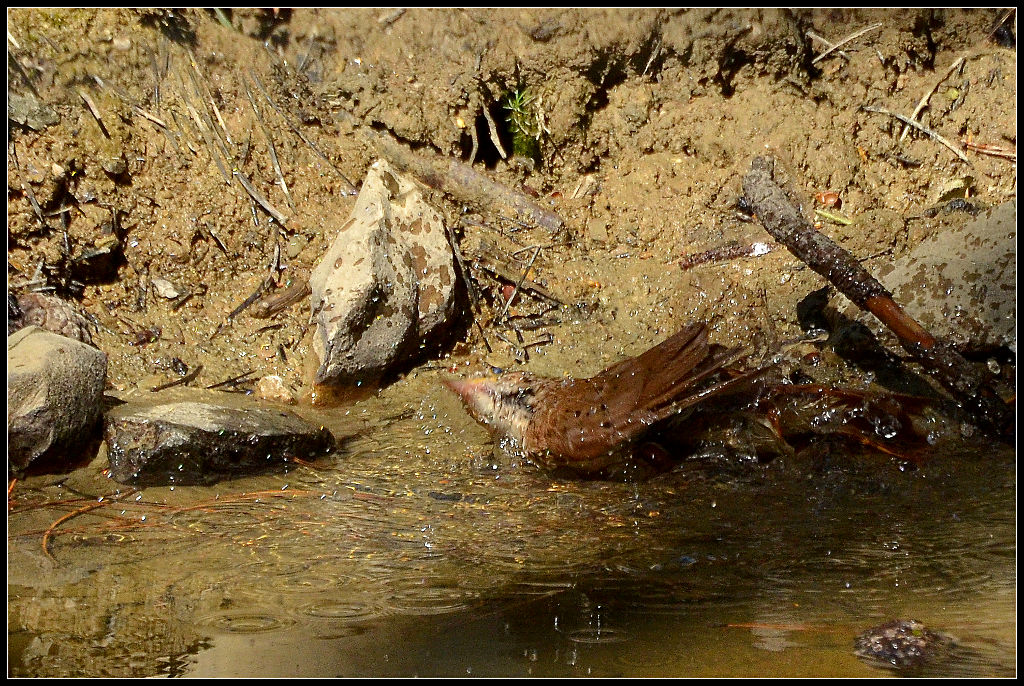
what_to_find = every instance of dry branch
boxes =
[742,156,1010,434]
[367,130,565,235]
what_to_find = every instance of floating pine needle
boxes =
[42,489,138,561]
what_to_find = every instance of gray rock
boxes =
[103,389,336,486]
[848,200,1016,354]
[8,92,60,131]
[310,159,456,386]
[7,326,107,474]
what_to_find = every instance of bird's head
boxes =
[443,371,538,445]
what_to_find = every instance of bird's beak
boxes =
[442,376,487,405]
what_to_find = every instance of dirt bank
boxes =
[7,8,1016,399]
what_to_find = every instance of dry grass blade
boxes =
[181,86,232,184]
[242,75,293,208]
[78,89,109,137]
[899,56,966,143]
[812,22,882,64]
[249,70,358,193]
[235,169,289,225]
[482,106,508,159]
[806,30,849,61]
[862,105,971,163]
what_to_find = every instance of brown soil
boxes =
[7,8,1017,399]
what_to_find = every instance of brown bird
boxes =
[445,322,767,478]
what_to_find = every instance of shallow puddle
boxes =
[7,372,1016,677]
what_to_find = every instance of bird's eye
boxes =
[489,365,505,375]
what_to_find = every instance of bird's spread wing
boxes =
[527,323,756,465]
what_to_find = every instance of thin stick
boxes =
[806,30,849,61]
[494,245,542,325]
[899,56,966,142]
[206,369,257,390]
[812,23,882,65]
[863,105,971,164]
[149,364,204,392]
[962,140,1016,162]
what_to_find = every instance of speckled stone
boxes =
[309,159,456,386]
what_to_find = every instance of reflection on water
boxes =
[7,373,1016,677]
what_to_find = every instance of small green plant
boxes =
[503,87,545,160]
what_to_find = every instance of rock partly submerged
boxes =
[103,388,336,486]
[8,326,107,475]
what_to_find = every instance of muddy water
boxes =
[7,372,1016,677]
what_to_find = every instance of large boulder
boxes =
[309,159,457,386]
[8,326,107,474]
[849,200,1016,354]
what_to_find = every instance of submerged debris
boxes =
[854,619,955,671]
